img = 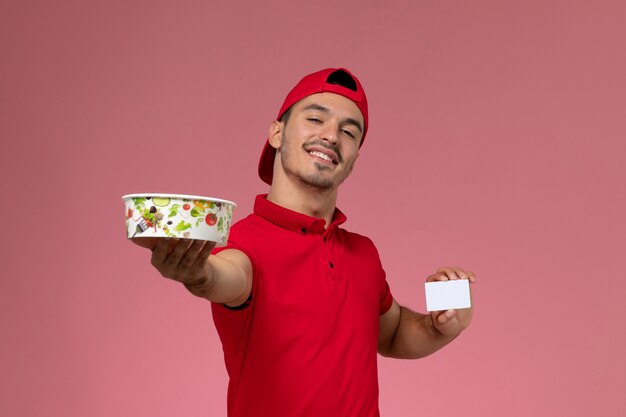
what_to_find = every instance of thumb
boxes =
[437,309,456,324]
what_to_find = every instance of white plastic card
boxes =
[425,279,471,312]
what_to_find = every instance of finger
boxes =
[436,267,459,280]
[191,241,216,269]
[164,239,194,269]
[178,239,208,270]
[151,238,176,266]
[455,268,469,280]
[131,237,157,250]
[467,271,477,283]
[187,241,217,279]
[426,272,448,282]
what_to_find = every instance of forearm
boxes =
[183,249,252,306]
[381,306,458,359]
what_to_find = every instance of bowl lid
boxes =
[122,193,236,207]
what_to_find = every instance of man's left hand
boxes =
[427,267,477,338]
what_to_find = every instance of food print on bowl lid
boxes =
[123,194,236,246]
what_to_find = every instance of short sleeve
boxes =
[378,274,393,316]
[210,220,258,311]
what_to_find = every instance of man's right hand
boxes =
[150,238,217,289]
[135,237,253,306]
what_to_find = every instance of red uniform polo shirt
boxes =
[211,194,393,417]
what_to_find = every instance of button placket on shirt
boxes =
[322,228,339,283]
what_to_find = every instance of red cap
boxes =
[258,68,369,185]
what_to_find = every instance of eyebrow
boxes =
[303,103,363,133]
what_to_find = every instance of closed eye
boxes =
[342,129,356,139]
[307,118,322,123]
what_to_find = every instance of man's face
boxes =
[271,93,365,191]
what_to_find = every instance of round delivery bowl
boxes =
[122,194,236,246]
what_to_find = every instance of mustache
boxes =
[304,140,342,163]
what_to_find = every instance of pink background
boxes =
[2,0,625,415]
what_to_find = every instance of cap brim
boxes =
[258,138,276,185]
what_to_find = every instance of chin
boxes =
[300,176,335,191]
[300,170,350,191]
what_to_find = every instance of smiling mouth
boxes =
[308,150,337,164]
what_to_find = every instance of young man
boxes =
[145,68,477,417]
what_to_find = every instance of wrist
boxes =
[184,262,215,293]
[183,273,213,297]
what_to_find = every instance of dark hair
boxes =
[279,70,357,125]
[279,106,293,124]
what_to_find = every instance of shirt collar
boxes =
[254,194,347,235]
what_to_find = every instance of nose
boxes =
[319,120,339,144]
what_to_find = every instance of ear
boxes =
[268,120,283,150]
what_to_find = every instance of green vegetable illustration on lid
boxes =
[152,197,170,207]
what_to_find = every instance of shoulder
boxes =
[335,228,385,267]
[226,212,262,240]
[212,213,259,257]
[337,227,379,250]
[216,211,276,258]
